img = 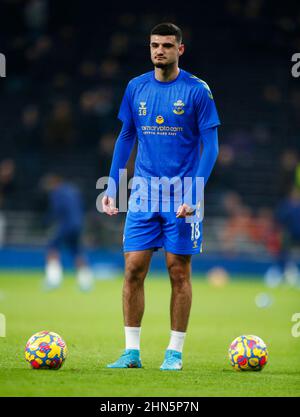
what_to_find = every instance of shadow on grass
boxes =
[221,368,300,376]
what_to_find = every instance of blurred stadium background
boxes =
[0,0,300,278]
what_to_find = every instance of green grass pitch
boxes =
[0,271,299,397]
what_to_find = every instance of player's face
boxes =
[150,35,184,68]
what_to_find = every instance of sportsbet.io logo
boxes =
[0,53,6,78]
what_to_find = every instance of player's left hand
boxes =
[102,195,119,216]
[176,203,195,218]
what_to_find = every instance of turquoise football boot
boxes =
[107,349,142,369]
[160,349,183,370]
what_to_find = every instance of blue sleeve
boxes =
[184,127,219,208]
[118,82,134,124]
[197,126,219,185]
[105,120,136,198]
[195,82,221,130]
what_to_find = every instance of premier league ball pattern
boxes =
[25,331,67,369]
[229,335,268,371]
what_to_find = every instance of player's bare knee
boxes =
[168,264,190,288]
[125,261,147,284]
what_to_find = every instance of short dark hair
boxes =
[151,23,182,44]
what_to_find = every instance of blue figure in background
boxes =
[275,186,300,285]
[41,173,93,291]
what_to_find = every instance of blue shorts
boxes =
[123,200,203,255]
[48,228,82,257]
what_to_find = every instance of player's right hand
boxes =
[102,195,119,216]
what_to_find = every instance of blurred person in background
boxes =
[274,186,300,284]
[15,105,41,152]
[0,159,16,203]
[24,0,48,40]
[250,208,281,256]
[41,173,93,291]
[43,99,76,152]
[219,203,255,253]
[0,159,16,246]
[219,194,281,256]
[278,150,299,198]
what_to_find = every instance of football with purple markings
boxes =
[25,330,67,370]
[228,335,268,371]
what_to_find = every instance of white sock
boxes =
[167,330,186,353]
[45,259,63,286]
[77,266,93,290]
[125,326,141,350]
